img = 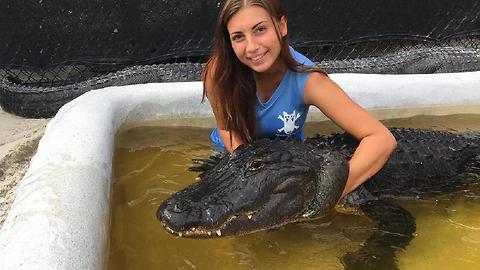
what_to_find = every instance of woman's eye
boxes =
[255,26,266,33]
[247,160,264,171]
[231,35,242,41]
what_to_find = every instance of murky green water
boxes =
[107,114,480,270]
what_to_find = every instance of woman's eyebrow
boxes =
[230,21,268,36]
[251,21,267,29]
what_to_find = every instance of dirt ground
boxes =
[0,108,50,226]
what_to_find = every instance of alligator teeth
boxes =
[178,232,183,237]
[191,227,196,231]
[208,232,212,236]
[247,214,252,219]
[216,230,222,236]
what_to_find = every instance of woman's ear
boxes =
[279,16,288,37]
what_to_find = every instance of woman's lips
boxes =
[248,51,268,64]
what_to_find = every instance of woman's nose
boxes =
[245,37,259,53]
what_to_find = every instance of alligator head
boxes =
[157,138,349,238]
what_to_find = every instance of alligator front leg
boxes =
[341,200,416,270]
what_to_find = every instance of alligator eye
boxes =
[247,160,264,171]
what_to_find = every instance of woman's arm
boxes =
[304,72,397,197]
[217,129,245,153]
[204,68,246,153]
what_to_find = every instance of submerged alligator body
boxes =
[157,128,480,269]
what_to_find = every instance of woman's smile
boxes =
[248,51,268,64]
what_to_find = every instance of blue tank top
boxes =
[210,47,315,150]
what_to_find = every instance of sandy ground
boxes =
[0,108,50,227]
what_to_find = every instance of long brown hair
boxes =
[202,0,326,143]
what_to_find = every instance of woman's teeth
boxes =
[250,52,266,61]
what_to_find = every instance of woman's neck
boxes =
[254,59,287,103]
[255,57,286,80]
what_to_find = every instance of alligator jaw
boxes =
[161,209,260,238]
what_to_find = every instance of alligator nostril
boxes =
[172,201,187,213]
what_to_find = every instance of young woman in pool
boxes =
[202,0,397,197]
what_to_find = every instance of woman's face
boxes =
[227,5,287,74]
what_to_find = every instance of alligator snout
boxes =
[158,192,235,237]
[157,199,187,231]
[158,200,206,235]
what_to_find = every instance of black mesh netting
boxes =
[0,0,479,86]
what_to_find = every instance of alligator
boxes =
[157,128,480,269]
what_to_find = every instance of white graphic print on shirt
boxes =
[277,110,301,135]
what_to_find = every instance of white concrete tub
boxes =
[1,72,480,270]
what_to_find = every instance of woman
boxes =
[202,0,397,198]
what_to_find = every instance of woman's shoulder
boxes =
[303,70,337,104]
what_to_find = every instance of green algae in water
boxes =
[107,114,480,270]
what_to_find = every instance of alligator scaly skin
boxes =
[309,128,480,199]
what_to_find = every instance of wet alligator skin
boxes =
[1,46,479,118]
[157,128,480,270]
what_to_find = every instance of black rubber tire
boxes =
[1,46,479,118]
[0,63,204,118]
